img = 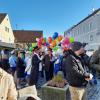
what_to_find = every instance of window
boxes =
[79,27,81,34]
[90,35,93,41]
[5,27,9,32]
[7,28,9,32]
[83,25,85,33]
[9,38,11,42]
[78,29,79,35]
[76,30,78,35]
[89,22,92,31]
[5,27,7,31]
[96,32,100,35]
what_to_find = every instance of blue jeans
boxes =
[90,70,97,85]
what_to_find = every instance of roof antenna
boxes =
[92,8,95,12]
[16,24,18,30]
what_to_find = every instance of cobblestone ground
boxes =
[87,79,100,100]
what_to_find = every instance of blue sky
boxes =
[0,0,100,37]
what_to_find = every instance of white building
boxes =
[0,13,14,43]
[64,8,100,51]
[0,13,15,49]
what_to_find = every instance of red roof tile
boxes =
[13,30,43,43]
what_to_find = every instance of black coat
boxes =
[1,58,10,72]
[62,50,89,87]
[43,54,54,81]
[43,54,51,71]
[16,57,25,78]
[29,54,40,86]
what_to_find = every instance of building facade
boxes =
[13,30,43,49]
[0,13,14,43]
[64,8,100,50]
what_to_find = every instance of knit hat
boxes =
[70,41,85,51]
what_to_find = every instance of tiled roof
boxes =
[0,13,7,23]
[13,30,43,43]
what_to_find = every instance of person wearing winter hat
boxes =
[62,41,93,100]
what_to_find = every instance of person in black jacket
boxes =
[62,42,92,100]
[16,51,25,89]
[29,46,41,86]
[0,49,10,72]
[43,48,54,81]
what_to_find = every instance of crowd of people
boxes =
[0,41,100,100]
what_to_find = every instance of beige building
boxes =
[0,13,14,43]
